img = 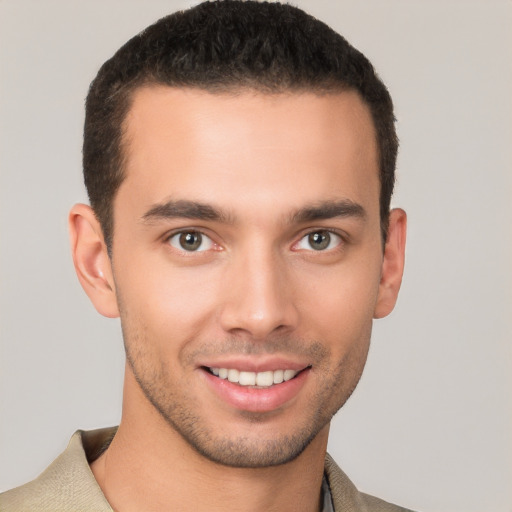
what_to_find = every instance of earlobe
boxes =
[69,204,120,318]
[373,208,407,319]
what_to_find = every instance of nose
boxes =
[219,246,299,340]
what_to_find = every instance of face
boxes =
[89,87,403,467]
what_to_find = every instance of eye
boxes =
[167,231,213,252]
[295,230,342,251]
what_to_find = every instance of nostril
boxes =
[218,275,300,338]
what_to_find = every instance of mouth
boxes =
[203,366,309,388]
[201,362,312,412]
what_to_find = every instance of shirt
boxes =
[0,427,414,512]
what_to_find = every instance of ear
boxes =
[373,208,407,319]
[69,204,119,318]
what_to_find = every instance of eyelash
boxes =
[164,228,347,254]
[165,230,217,253]
[293,229,345,252]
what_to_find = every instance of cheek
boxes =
[296,259,381,347]
[113,252,224,346]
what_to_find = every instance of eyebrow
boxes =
[141,198,366,225]
[290,199,367,223]
[141,199,233,224]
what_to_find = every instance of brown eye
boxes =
[168,231,213,252]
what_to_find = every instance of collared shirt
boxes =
[322,474,335,512]
[0,428,414,512]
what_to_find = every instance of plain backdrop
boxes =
[1,1,511,511]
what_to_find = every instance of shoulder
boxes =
[325,453,416,512]
[0,429,115,512]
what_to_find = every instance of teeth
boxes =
[239,371,256,386]
[256,371,273,387]
[210,367,299,387]
[283,369,297,381]
[273,369,284,384]
[227,369,240,383]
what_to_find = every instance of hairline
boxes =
[106,80,387,253]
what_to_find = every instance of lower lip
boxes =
[202,368,310,413]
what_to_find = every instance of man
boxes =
[0,1,409,511]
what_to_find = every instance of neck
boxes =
[91,370,329,512]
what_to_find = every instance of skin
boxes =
[69,87,406,512]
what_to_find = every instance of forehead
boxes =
[119,86,379,221]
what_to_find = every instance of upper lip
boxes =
[197,357,310,373]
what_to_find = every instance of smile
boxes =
[208,367,300,388]
[202,363,311,412]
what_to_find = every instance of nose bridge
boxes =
[219,239,298,339]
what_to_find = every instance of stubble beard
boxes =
[122,321,371,469]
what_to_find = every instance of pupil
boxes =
[309,231,330,250]
[180,232,201,251]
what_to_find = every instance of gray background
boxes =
[1,1,511,511]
